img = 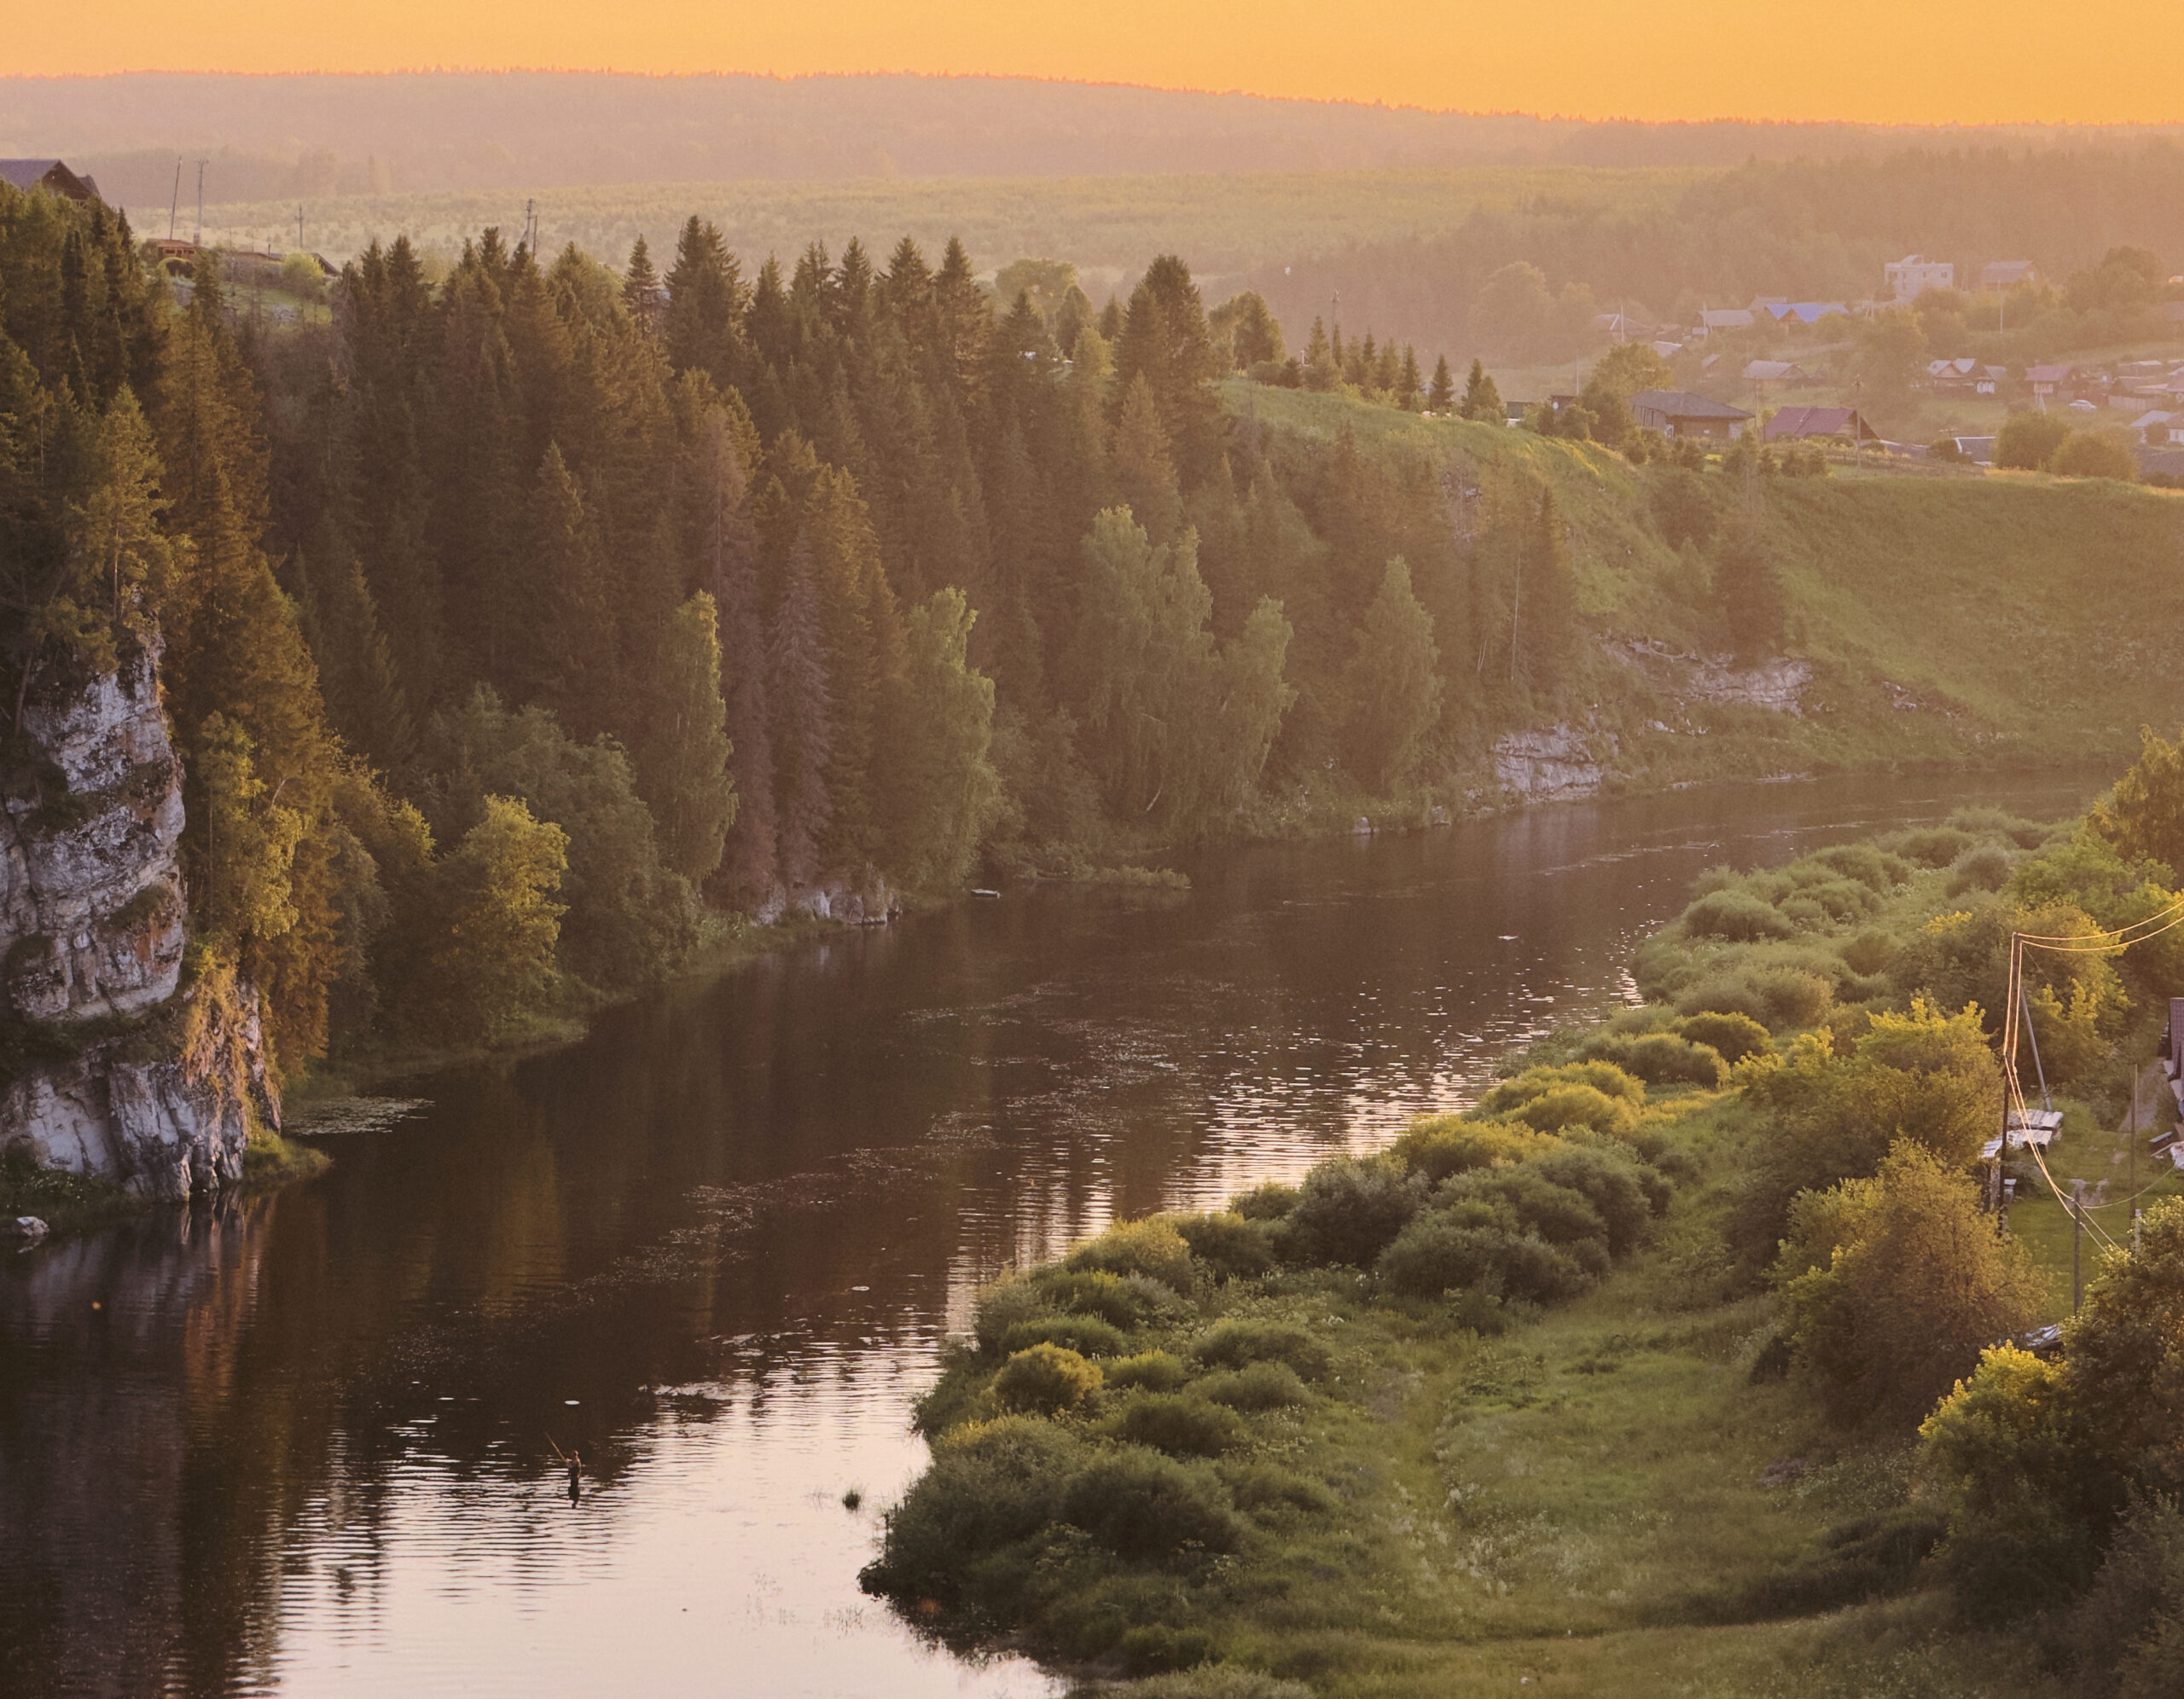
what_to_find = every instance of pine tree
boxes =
[769,537,834,889]
[1428,355,1455,413]
[519,443,616,738]
[1109,374,1183,544]
[637,591,737,884]
[1460,359,1505,424]
[294,542,413,768]
[623,234,660,317]
[664,216,747,391]
[1110,256,1223,485]
[877,589,1002,889]
[1397,347,1423,411]
[1344,558,1442,790]
[684,403,778,902]
[1515,485,1578,693]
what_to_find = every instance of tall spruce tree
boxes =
[769,537,834,890]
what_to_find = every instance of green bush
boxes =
[1442,1167,1608,1249]
[860,1415,1082,1601]
[1894,826,1973,868]
[1107,1350,1189,1392]
[1066,1216,1198,1295]
[1219,1461,1338,1518]
[1675,1009,1772,1064]
[1001,1314,1131,1359]
[1196,1360,1311,1411]
[1189,1318,1333,1380]
[1946,843,2014,896]
[1683,889,1795,942]
[1109,1391,1251,1456]
[1060,1448,1242,1557]
[1281,1155,1424,1267]
[1804,843,1911,891]
[1675,965,1834,1030]
[1032,1267,1160,1328]
[993,1343,1105,1416]
[1376,1210,1592,1302]
[1526,1142,1667,1255]
[1230,1181,1298,1220]
[1172,1210,1275,1280]
[973,1273,1054,1353]
[1388,1115,1557,1181]
[1578,1029,1728,1088]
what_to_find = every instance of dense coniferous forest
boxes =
[1,179,1598,1081]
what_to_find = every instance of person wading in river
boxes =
[566,1449,582,1503]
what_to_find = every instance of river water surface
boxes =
[0,772,2105,1697]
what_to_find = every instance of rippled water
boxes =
[0,772,2103,1696]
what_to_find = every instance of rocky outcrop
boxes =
[0,638,273,1201]
[1609,639,1812,716]
[0,638,186,1022]
[1495,726,1615,802]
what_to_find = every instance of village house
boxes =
[2026,362,2074,408]
[1742,359,1809,394]
[1885,254,1955,300]
[1629,390,1753,439]
[1764,405,1878,444]
[0,159,101,201]
[1980,259,2038,292]
[2134,409,2184,446]
[1696,307,1755,336]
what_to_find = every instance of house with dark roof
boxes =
[1743,359,1810,393]
[1629,390,1753,439]
[0,159,101,202]
[1763,406,1877,444]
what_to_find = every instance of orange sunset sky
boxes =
[11,2,2184,127]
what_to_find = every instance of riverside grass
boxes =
[864,802,2184,1696]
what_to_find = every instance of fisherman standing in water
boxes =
[566,1448,582,1503]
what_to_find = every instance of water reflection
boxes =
[0,774,2101,1696]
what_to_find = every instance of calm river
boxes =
[0,771,2104,1697]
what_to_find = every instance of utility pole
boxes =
[195,160,206,245]
[2132,1066,2142,1254]
[2071,1178,2087,1314]
[167,159,181,241]
[296,204,305,252]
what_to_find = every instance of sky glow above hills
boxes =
[15,2,2184,127]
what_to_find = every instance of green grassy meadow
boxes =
[1242,384,2184,786]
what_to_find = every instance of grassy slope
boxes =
[1235,383,2184,784]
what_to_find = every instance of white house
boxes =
[1885,255,1955,301]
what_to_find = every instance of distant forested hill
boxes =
[5,70,2179,204]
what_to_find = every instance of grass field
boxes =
[149,165,1710,293]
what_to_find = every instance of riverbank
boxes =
[864,781,2184,1696]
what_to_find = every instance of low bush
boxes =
[1060,1448,1242,1557]
[1066,1216,1197,1295]
[1030,1267,1156,1328]
[860,1415,1082,1599]
[992,1343,1104,1416]
[973,1273,1053,1353]
[1675,1009,1772,1064]
[1189,1318,1333,1380]
[1894,826,1973,868]
[1118,1625,1217,1676]
[1388,1115,1556,1182]
[1804,843,1911,892]
[1120,1667,1312,1699]
[1001,1314,1131,1360]
[1281,1155,1423,1267]
[1230,1182,1298,1220]
[1526,1142,1667,1254]
[1442,1167,1608,1248]
[1108,1391,1251,1456]
[1675,965,1833,1030]
[1684,889,1795,942]
[1946,843,2015,896]
[1172,1210,1275,1281]
[1196,1360,1312,1411]
[1377,1209,1594,1303]
[1578,1029,1728,1088]
[1107,1350,1189,1392]
[1219,1461,1338,1518]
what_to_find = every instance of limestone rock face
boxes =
[0,639,274,1200]
[1495,726,1614,802]
[0,638,186,1023]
